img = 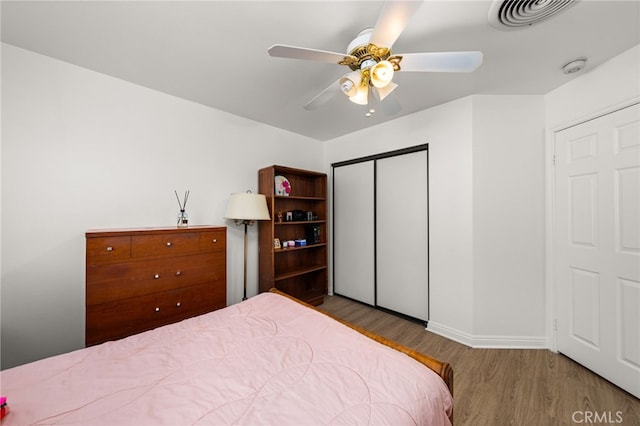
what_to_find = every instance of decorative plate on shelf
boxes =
[274,175,291,196]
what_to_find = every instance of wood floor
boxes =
[318,295,639,426]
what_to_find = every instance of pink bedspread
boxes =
[0,292,452,425]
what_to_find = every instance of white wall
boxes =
[325,97,476,337]
[1,44,324,369]
[472,95,546,343]
[325,94,548,347]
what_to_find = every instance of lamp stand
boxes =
[237,219,255,301]
[242,221,249,301]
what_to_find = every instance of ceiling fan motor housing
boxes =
[342,28,397,71]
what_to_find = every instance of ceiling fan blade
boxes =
[372,86,402,115]
[268,44,355,64]
[369,1,423,48]
[375,81,398,101]
[398,51,483,72]
[303,79,342,111]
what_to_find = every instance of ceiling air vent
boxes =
[488,0,578,30]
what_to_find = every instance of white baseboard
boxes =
[427,321,549,349]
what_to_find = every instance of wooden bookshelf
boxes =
[258,165,327,305]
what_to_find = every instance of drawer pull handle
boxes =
[155,307,160,312]
[154,274,160,279]
[212,239,217,243]
[176,302,181,307]
[175,271,182,276]
[166,242,172,247]
[106,246,113,252]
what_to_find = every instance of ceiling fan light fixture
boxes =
[349,82,369,105]
[340,80,355,96]
[370,60,395,88]
[339,71,362,97]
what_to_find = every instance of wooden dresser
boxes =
[85,226,226,346]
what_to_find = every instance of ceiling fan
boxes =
[267,0,483,116]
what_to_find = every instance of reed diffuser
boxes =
[175,190,190,227]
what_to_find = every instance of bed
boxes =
[0,289,453,425]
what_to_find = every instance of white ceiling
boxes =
[2,1,639,141]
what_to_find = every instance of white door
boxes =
[376,150,429,321]
[555,103,640,398]
[333,161,375,305]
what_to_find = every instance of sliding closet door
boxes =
[376,150,429,321]
[333,161,375,304]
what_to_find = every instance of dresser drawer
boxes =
[131,232,200,258]
[86,282,226,346]
[86,236,131,263]
[200,230,226,252]
[87,253,224,305]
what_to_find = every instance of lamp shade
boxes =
[339,71,362,97]
[349,82,369,105]
[224,192,270,221]
[370,60,394,88]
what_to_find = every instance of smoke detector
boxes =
[562,58,587,74]
[488,0,579,30]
